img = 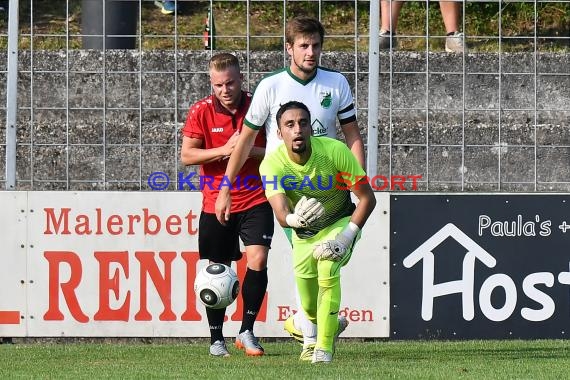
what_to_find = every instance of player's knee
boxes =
[318,275,340,290]
[245,246,268,270]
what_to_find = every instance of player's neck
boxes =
[288,65,316,82]
[217,91,242,114]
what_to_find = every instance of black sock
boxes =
[206,307,226,344]
[447,31,457,36]
[239,267,268,333]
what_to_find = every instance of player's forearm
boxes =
[224,132,256,183]
[350,188,377,229]
[181,146,229,165]
[349,139,365,169]
[266,194,291,228]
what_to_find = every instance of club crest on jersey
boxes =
[211,127,224,132]
[312,120,326,136]
[320,92,332,109]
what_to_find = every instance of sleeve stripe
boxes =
[338,103,355,114]
[244,119,263,130]
[339,115,357,125]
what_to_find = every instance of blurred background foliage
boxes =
[0,0,568,51]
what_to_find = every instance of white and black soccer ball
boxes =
[194,263,240,309]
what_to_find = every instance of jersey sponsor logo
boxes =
[211,127,224,132]
[312,120,326,136]
[320,91,332,109]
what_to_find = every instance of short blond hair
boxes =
[209,53,240,72]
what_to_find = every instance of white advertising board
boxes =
[0,191,389,337]
[0,192,27,336]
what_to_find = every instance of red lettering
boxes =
[43,251,89,322]
[349,309,360,321]
[95,208,103,234]
[354,175,369,191]
[127,214,141,235]
[390,175,407,190]
[277,306,297,321]
[75,214,92,235]
[371,175,388,191]
[134,251,176,321]
[107,215,123,235]
[407,175,422,190]
[334,172,352,190]
[166,215,182,235]
[44,208,71,234]
[180,252,201,321]
[184,210,199,235]
[143,208,161,235]
[93,251,130,321]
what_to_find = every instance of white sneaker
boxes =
[299,343,315,361]
[209,340,230,357]
[235,330,264,356]
[311,348,333,364]
[445,31,465,53]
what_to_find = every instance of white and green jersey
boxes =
[245,67,357,154]
[259,137,365,239]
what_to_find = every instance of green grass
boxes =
[2,339,570,379]
[0,1,568,51]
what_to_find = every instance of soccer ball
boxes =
[194,263,240,309]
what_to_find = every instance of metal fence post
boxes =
[367,0,380,178]
[5,0,19,190]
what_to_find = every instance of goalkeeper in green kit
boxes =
[259,101,376,364]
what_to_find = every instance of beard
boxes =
[293,57,316,75]
[292,143,306,154]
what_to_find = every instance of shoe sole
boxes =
[284,328,304,344]
[284,317,304,344]
[235,339,264,356]
[210,352,230,358]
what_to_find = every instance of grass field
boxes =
[1,339,570,379]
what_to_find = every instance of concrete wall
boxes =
[1,50,569,191]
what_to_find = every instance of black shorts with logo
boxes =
[198,201,274,262]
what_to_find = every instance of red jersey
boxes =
[181,91,267,213]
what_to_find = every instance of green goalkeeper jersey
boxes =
[259,136,366,239]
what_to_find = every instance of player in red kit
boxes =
[180,53,273,357]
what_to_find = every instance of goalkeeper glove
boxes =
[313,222,361,262]
[285,196,325,228]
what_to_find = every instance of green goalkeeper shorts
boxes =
[291,216,360,279]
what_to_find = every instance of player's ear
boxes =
[285,42,293,56]
[277,127,283,140]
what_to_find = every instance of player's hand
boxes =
[313,222,361,262]
[313,235,352,262]
[215,188,232,226]
[285,196,325,228]
[221,131,240,160]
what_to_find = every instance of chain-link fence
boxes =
[1,0,569,191]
